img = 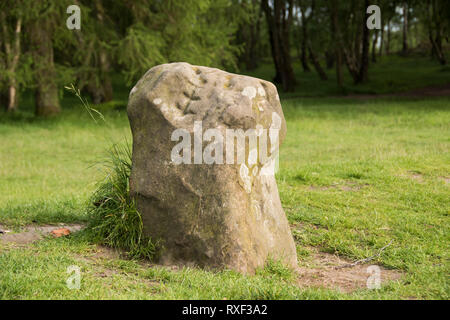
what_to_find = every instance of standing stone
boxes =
[127,62,297,274]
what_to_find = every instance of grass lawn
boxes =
[0,57,449,299]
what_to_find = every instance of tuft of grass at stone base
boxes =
[83,142,159,260]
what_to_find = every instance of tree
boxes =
[115,0,242,85]
[26,1,77,116]
[425,0,447,65]
[372,30,379,63]
[0,1,30,112]
[402,1,409,55]
[304,0,328,81]
[30,20,61,116]
[297,0,311,72]
[356,0,370,83]
[295,0,326,80]
[81,0,114,103]
[339,0,370,84]
[329,0,343,87]
[235,0,267,70]
[262,0,297,91]
[0,11,22,111]
[69,0,116,104]
[382,1,397,55]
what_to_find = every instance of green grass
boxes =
[0,109,129,226]
[0,56,449,299]
[279,97,450,299]
[85,142,159,260]
[0,236,341,300]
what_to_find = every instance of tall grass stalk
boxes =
[65,84,158,260]
[64,84,105,124]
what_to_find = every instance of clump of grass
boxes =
[85,142,159,260]
[256,258,295,281]
[64,84,158,260]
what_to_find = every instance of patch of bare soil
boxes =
[397,171,425,183]
[408,171,425,182]
[296,249,403,293]
[394,83,450,97]
[283,84,450,100]
[340,83,450,100]
[309,181,367,192]
[82,245,124,262]
[77,246,161,289]
[0,224,83,245]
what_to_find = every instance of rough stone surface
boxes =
[127,62,297,273]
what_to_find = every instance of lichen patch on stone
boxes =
[242,86,257,100]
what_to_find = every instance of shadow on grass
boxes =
[0,199,88,227]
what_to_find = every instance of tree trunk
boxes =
[429,0,447,65]
[386,19,391,55]
[429,33,446,65]
[30,20,61,116]
[7,80,18,111]
[299,5,310,72]
[325,51,335,69]
[301,0,328,81]
[354,20,362,62]
[100,53,113,101]
[237,0,262,71]
[343,48,358,82]
[89,0,114,103]
[262,0,283,84]
[86,50,113,104]
[308,44,327,80]
[356,0,370,84]
[279,0,296,91]
[245,1,263,70]
[253,2,263,68]
[379,24,384,57]
[340,0,362,83]
[330,0,342,87]
[372,30,378,63]
[262,0,296,91]
[335,48,343,88]
[1,13,21,112]
[402,2,409,55]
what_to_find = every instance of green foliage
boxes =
[0,0,32,96]
[26,0,78,87]
[85,142,159,260]
[116,23,166,85]
[115,0,242,84]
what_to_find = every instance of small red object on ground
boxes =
[51,228,71,237]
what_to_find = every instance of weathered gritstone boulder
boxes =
[127,62,297,273]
